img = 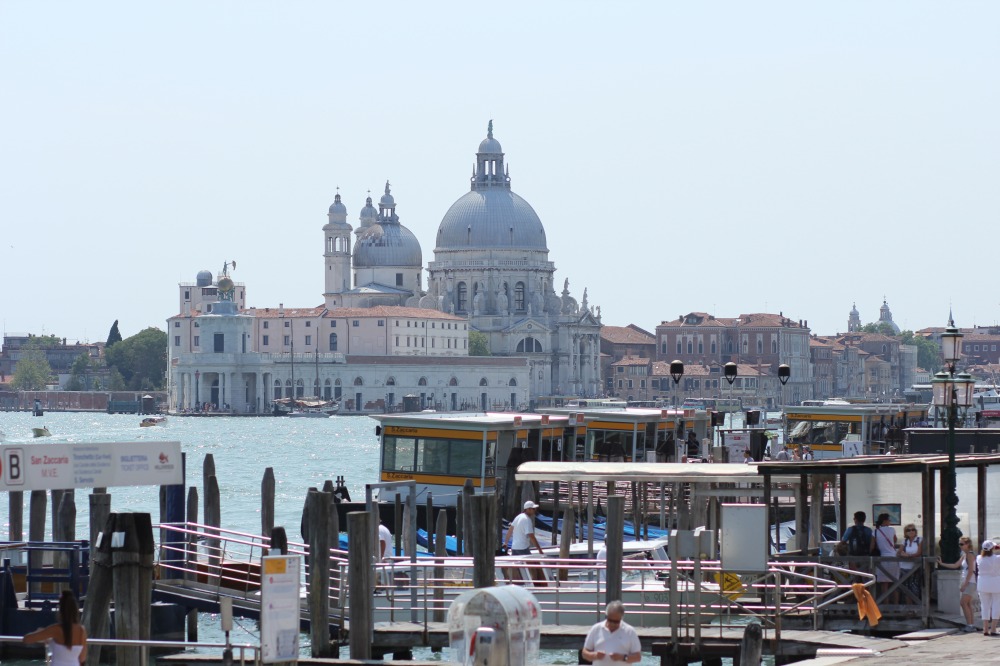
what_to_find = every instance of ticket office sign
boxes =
[0,441,183,491]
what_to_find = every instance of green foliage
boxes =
[31,334,62,347]
[108,367,126,391]
[469,330,491,356]
[859,322,897,336]
[899,331,941,371]
[104,327,167,390]
[106,320,123,348]
[11,343,53,390]
[66,353,93,391]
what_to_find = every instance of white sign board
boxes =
[261,555,301,663]
[842,434,863,457]
[720,503,769,572]
[0,441,183,491]
[724,432,750,463]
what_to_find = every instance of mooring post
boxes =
[739,621,763,666]
[425,493,434,552]
[558,506,575,581]
[347,511,373,660]
[394,492,403,557]
[307,490,333,657]
[51,489,65,541]
[89,491,111,577]
[205,475,221,583]
[111,513,155,666]
[606,495,625,605]
[470,494,496,589]
[28,490,46,596]
[261,467,276,538]
[552,481,560,548]
[455,492,464,556]
[83,513,115,666]
[55,492,76,592]
[9,491,23,541]
[433,508,447,624]
[462,479,474,555]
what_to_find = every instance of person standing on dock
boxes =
[581,600,641,666]
[977,540,1000,636]
[505,500,544,555]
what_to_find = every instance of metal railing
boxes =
[0,635,261,666]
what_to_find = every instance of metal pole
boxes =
[941,375,963,565]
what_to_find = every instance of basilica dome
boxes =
[435,122,548,252]
[436,189,547,251]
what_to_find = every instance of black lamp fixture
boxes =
[778,364,790,386]
[669,360,685,385]
[724,362,738,385]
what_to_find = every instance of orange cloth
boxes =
[852,582,881,627]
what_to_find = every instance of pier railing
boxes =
[0,635,261,666]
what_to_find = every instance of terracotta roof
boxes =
[649,362,765,378]
[601,325,655,345]
[611,356,651,367]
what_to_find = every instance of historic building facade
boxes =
[166,122,599,412]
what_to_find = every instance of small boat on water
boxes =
[140,416,167,427]
[287,409,331,418]
[32,426,51,438]
[273,397,339,417]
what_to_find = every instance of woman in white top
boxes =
[938,536,978,632]
[873,513,898,604]
[24,589,87,665]
[897,523,923,603]
[977,540,1000,636]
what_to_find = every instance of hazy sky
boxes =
[2,2,997,344]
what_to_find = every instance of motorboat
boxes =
[141,416,167,427]
[32,426,51,438]
[287,409,332,418]
[273,397,339,417]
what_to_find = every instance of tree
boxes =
[11,343,53,390]
[105,327,168,390]
[106,320,123,349]
[900,331,941,371]
[66,353,93,391]
[469,330,491,356]
[859,322,897,336]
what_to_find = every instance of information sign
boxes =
[261,555,301,663]
[0,441,182,491]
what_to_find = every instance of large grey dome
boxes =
[354,223,422,267]
[436,189,547,251]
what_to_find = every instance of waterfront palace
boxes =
[166,123,602,413]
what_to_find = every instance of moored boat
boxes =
[141,416,167,427]
[32,426,51,438]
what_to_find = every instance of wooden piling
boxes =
[462,479,474,555]
[552,481,560,548]
[51,489,65,539]
[347,511,373,660]
[558,506,575,582]
[394,493,403,557]
[300,486,317,542]
[470,494,496,588]
[455,492,464,556]
[55,492,76,591]
[205,475,221,582]
[307,490,333,658]
[89,492,111,571]
[8,491,23,541]
[605,495,625,605]
[28,490,46,596]
[739,621,763,666]
[425,494,434,552]
[433,509,447,623]
[261,467,275,538]
[83,513,114,666]
[111,512,155,666]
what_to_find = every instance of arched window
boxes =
[757,340,763,354]
[772,340,777,354]
[313,379,320,396]
[457,282,468,312]
[329,333,338,351]
[687,341,693,354]
[324,379,332,400]
[509,378,517,386]
[514,282,525,311]
[353,376,364,386]
[386,377,396,386]
[727,340,734,353]
[676,340,682,354]
[480,378,488,386]
[284,379,292,398]
[711,341,717,354]
[295,379,304,397]
[418,377,428,386]
[449,377,459,386]
[335,378,342,386]
[742,340,748,354]
[273,380,282,400]
[516,337,543,353]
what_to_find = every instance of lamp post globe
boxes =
[669,360,684,406]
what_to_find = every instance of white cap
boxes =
[523,501,539,511]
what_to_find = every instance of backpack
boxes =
[844,525,874,556]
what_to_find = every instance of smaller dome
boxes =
[353,223,422,268]
[358,196,378,227]
[479,136,502,154]
[196,270,213,287]
[328,193,347,216]
[379,180,395,208]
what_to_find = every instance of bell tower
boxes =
[323,192,353,308]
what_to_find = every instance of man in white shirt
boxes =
[378,522,394,587]
[581,601,641,666]
[505,501,544,555]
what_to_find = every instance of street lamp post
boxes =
[195,370,200,409]
[778,364,790,410]
[724,362,738,428]
[934,319,974,564]
[669,360,684,407]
